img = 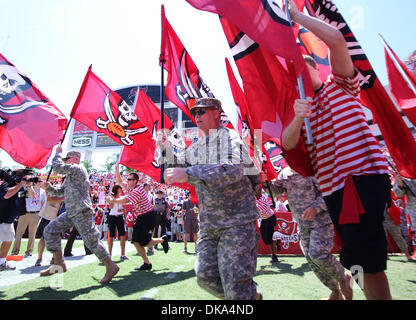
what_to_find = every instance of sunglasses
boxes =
[127,178,137,181]
[190,107,217,117]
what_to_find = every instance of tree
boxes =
[101,153,119,173]
[81,159,93,173]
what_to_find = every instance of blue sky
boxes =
[0,0,415,169]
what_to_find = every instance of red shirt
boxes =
[302,73,389,196]
[125,185,153,216]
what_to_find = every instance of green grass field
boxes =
[1,239,415,300]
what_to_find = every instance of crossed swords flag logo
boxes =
[70,66,155,163]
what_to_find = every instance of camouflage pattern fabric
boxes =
[383,208,408,254]
[266,166,345,292]
[44,210,109,261]
[164,125,261,230]
[194,221,259,300]
[163,125,261,299]
[46,152,93,218]
[393,179,416,232]
[44,151,109,261]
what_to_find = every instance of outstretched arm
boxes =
[287,0,355,78]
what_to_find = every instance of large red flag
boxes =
[186,0,304,76]
[120,90,198,203]
[71,66,155,163]
[221,17,314,177]
[225,58,277,181]
[0,53,67,168]
[159,6,234,129]
[298,0,416,178]
[383,38,416,126]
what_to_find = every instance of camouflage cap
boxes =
[192,97,222,110]
[62,151,81,161]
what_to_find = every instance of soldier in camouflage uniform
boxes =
[158,97,262,300]
[40,144,119,284]
[393,175,416,260]
[263,166,352,300]
[382,206,411,260]
[393,176,416,235]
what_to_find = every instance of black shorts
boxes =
[108,215,126,238]
[260,214,276,245]
[132,211,155,246]
[36,218,50,238]
[324,174,391,274]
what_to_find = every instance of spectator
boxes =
[106,184,129,260]
[35,195,64,267]
[12,178,46,257]
[182,193,199,254]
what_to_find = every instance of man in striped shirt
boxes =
[110,166,169,271]
[282,0,392,300]
[256,193,279,263]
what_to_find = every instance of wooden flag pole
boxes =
[284,0,314,145]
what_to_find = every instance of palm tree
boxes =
[81,159,93,173]
[101,153,119,173]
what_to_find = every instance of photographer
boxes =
[0,170,31,271]
[11,178,46,257]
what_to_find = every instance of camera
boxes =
[0,167,35,189]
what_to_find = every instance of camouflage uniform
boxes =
[383,207,408,254]
[164,125,261,300]
[43,152,109,262]
[266,166,345,292]
[393,179,416,233]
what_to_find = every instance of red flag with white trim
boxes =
[0,53,67,168]
[186,0,304,76]
[70,66,155,163]
[383,38,416,126]
[120,89,198,203]
[160,5,234,129]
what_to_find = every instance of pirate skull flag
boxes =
[70,66,155,163]
[0,53,68,168]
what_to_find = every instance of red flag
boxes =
[225,58,276,181]
[71,66,155,163]
[221,17,314,177]
[298,0,416,179]
[383,38,416,126]
[186,0,304,76]
[120,89,198,203]
[0,53,67,168]
[160,5,234,129]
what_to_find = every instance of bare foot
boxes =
[340,274,353,300]
[40,263,67,277]
[99,262,120,284]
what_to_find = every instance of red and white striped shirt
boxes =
[302,73,389,197]
[256,195,275,220]
[125,185,153,216]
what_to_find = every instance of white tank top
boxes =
[109,203,124,216]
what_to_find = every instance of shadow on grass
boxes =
[256,261,311,277]
[9,267,196,300]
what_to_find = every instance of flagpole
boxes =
[46,116,73,182]
[160,59,166,183]
[284,0,313,145]
[379,34,416,97]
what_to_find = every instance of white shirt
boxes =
[109,203,124,216]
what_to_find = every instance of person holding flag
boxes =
[282,0,392,300]
[40,144,119,284]
[159,97,263,300]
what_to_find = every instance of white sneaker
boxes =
[120,255,130,261]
